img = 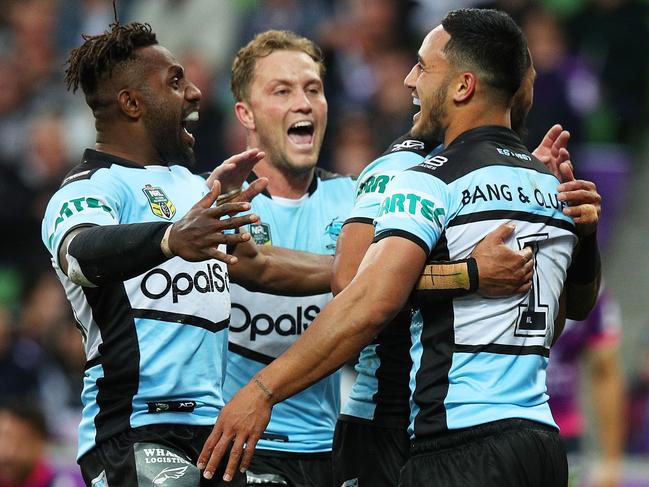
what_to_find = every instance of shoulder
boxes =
[60,149,143,188]
[381,133,438,158]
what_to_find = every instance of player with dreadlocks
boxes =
[43,21,333,486]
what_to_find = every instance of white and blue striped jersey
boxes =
[42,149,230,459]
[224,169,355,453]
[373,126,578,439]
[342,134,441,428]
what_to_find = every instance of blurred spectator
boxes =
[181,51,229,173]
[548,289,625,487]
[521,5,599,151]
[0,307,43,401]
[128,0,240,73]
[329,111,378,176]
[238,0,333,47]
[0,398,84,487]
[628,335,649,455]
[567,0,649,144]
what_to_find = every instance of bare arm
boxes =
[333,221,533,298]
[199,236,427,481]
[229,240,332,296]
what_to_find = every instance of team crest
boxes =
[249,223,272,245]
[325,217,344,250]
[143,185,176,220]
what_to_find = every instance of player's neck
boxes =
[443,106,510,147]
[95,127,165,167]
[252,157,314,199]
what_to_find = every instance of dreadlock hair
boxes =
[65,22,158,110]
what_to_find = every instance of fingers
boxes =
[485,222,516,243]
[239,436,259,475]
[223,437,246,482]
[557,160,576,184]
[195,181,222,209]
[238,177,270,203]
[207,162,235,188]
[222,148,264,167]
[542,124,563,149]
[201,432,232,481]
[551,130,570,158]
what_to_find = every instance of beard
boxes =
[411,79,449,142]
[255,121,320,176]
[142,95,195,167]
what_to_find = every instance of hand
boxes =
[168,181,259,264]
[557,162,600,236]
[532,124,572,180]
[207,149,266,194]
[472,222,534,297]
[197,380,273,482]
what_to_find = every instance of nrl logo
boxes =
[249,223,272,245]
[143,184,176,220]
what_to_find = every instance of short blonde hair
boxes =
[231,30,325,103]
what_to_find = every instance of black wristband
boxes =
[567,232,601,285]
[67,222,171,286]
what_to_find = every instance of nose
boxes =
[404,65,418,89]
[185,80,202,104]
[292,89,312,113]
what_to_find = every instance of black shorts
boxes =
[332,417,410,487]
[244,449,332,487]
[398,419,568,487]
[78,424,246,487]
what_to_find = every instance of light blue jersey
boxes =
[373,127,578,439]
[342,134,441,427]
[42,150,230,459]
[224,169,355,453]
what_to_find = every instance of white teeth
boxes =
[184,112,199,122]
[413,97,421,106]
[290,121,313,129]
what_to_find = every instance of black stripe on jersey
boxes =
[374,230,429,255]
[61,149,144,187]
[407,126,553,185]
[454,343,550,357]
[448,210,576,234]
[412,233,454,437]
[82,282,140,445]
[343,216,373,226]
[372,309,413,426]
[228,342,274,365]
[131,309,230,333]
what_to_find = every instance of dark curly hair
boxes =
[65,22,158,109]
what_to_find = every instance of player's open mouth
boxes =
[181,111,199,146]
[412,96,421,122]
[287,120,315,148]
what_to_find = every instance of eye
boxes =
[307,86,321,95]
[275,88,289,96]
[170,76,181,89]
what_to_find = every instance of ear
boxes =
[452,72,476,103]
[117,89,143,120]
[234,101,255,131]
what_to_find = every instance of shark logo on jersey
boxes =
[325,218,344,250]
[249,223,272,245]
[143,184,176,220]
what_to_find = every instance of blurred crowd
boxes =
[0,0,648,485]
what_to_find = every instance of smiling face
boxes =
[138,45,201,166]
[243,49,327,175]
[404,26,453,141]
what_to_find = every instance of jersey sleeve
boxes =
[42,177,122,263]
[346,151,426,224]
[373,169,450,255]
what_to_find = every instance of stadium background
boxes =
[0,0,648,485]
